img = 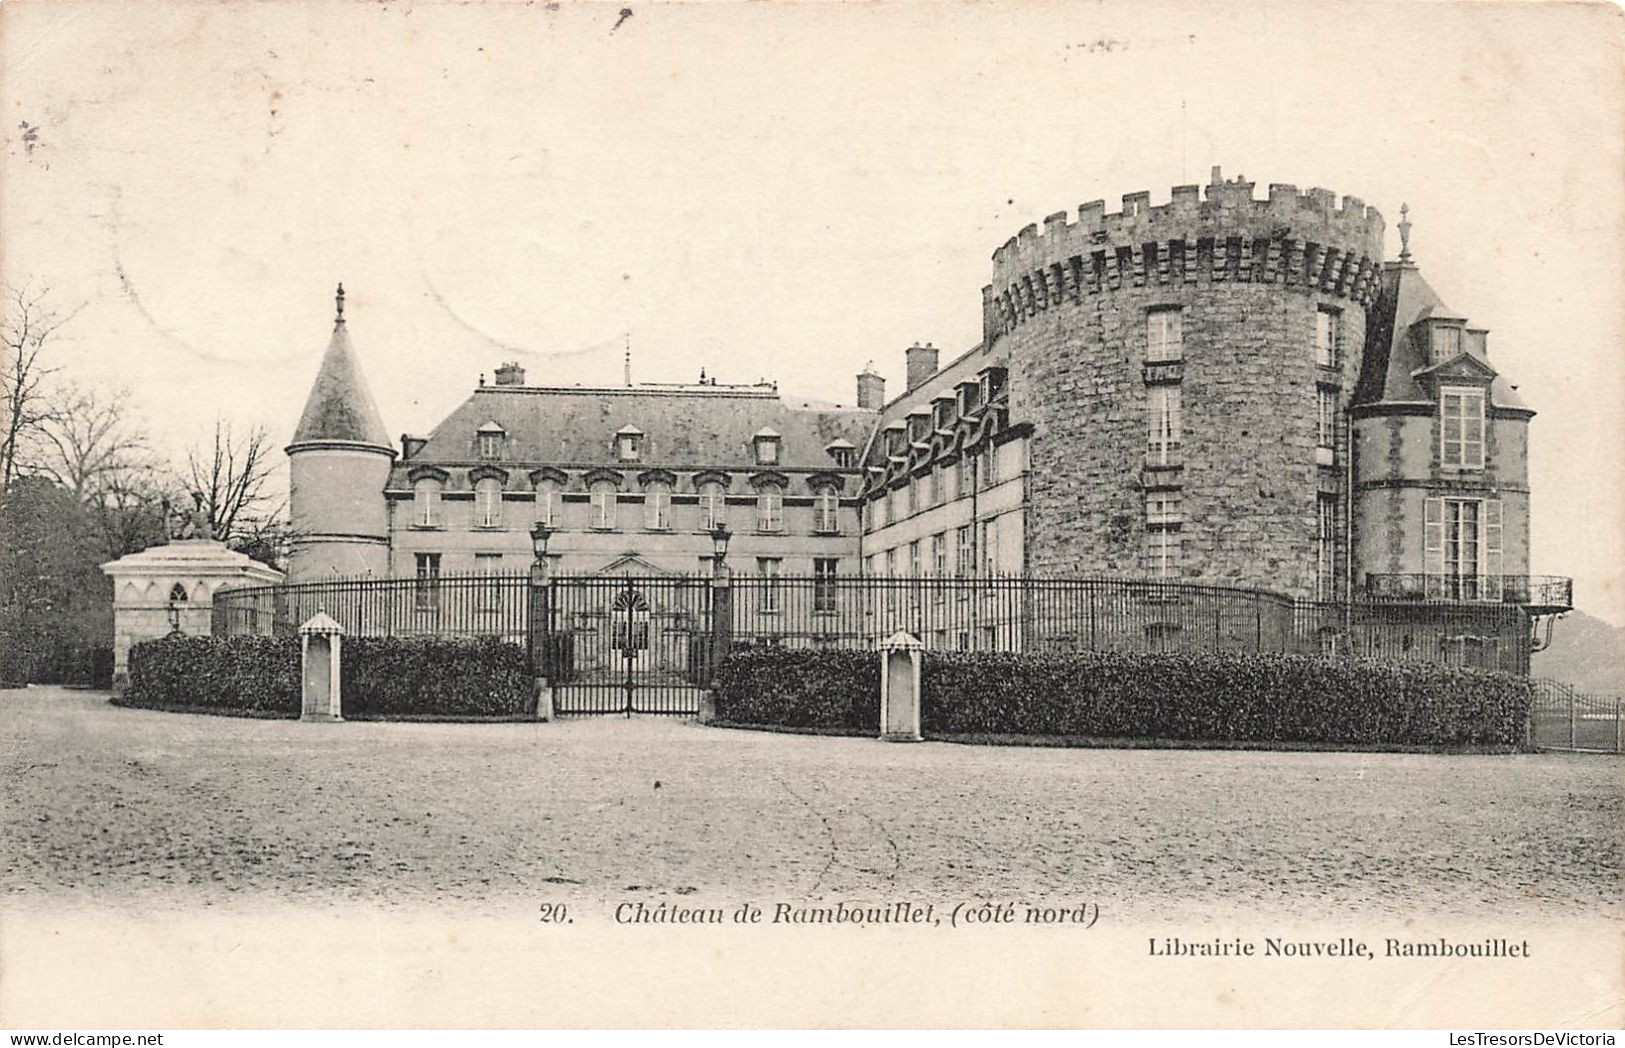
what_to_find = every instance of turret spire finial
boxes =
[1397,204,1412,263]
[335,282,346,326]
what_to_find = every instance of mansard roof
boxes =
[1354,262,1531,413]
[291,319,393,448]
[392,382,875,485]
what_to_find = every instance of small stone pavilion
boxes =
[100,538,283,687]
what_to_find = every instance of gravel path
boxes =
[3,688,1620,920]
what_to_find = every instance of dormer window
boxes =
[907,409,931,444]
[1440,387,1485,470]
[615,425,643,462]
[753,428,781,466]
[957,380,981,417]
[933,396,956,432]
[477,422,506,460]
[825,439,856,469]
[1430,324,1463,364]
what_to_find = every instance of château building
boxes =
[284,169,1570,664]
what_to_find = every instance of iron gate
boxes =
[546,575,713,715]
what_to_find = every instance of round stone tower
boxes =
[983,169,1384,596]
[285,284,396,581]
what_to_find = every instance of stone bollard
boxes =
[299,612,345,722]
[879,630,924,742]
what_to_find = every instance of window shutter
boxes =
[1424,497,1444,598]
[1484,499,1503,599]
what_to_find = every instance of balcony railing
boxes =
[1363,574,1573,612]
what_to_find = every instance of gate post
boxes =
[703,526,733,722]
[299,611,345,722]
[879,630,924,742]
[529,524,554,721]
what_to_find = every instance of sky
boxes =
[3,0,1622,623]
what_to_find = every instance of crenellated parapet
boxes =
[982,174,1385,342]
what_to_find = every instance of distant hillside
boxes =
[1531,609,1625,695]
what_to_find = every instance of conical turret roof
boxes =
[290,285,393,449]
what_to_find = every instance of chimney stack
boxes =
[856,362,886,410]
[905,342,939,391]
[493,361,526,386]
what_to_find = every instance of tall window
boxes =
[1431,325,1462,364]
[757,557,782,613]
[874,492,889,529]
[645,482,671,530]
[1316,495,1337,600]
[1147,386,1182,465]
[1425,498,1503,601]
[474,478,503,528]
[475,553,503,612]
[931,533,947,577]
[908,540,922,577]
[813,557,838,613]
[945,458,960,502]
[700,482,725,531]
[906,478,918,516]
[756,489,783,532]
[413,478,441,527]
[591,481,617,529]
[956,525,974,580]
[1440,388,1485,469]
[813,490,839,534]
[884,548,897,577]
[887,486,902,525]
[1317,388,1338,453]
[535,480,559,527]
[1147,308,1183,362]
[1316,308,1340,368]
[414,553,441,611]
[1144,527,1180,579]
[981,520,1000,576]
[981,446,999,489]
[924,469,939,507]
[1145,493,1181,580]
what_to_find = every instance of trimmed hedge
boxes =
[126,635,300,715]
[713,648,1533,748]
[341,636,531,718]
[123,634,533,718]
[713,646,879,733]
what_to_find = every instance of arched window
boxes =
[645,481,671,530]
[168,583,189,603]
[699,481,725,531]
[414,477,442,527]
[474,478,503,528]
[591,480,618,530]
[813,489,839,535]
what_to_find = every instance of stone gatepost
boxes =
[299,612,345,722]
[879,630,924,742]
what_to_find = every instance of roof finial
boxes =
[335,282,346,326]
[1397,204,1412,263]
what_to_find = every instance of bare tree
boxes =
[36,382,151,501]
[0,283,80,495]
[182,419,278,543]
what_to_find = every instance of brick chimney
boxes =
[493,361,526,386]
[856,361,885,409]
[905,342,939,390]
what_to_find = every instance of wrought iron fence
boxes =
[1530,679,1625,753]
[1362,574,1573,612]
[214,572,1534,675]
[212,572,531,645]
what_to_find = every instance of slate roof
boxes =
[391,383,877,490]
[291,321,393,448]
[1354,262,1531,412]
[859,341,1007,465]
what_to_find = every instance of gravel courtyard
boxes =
[3,687,1620,920]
